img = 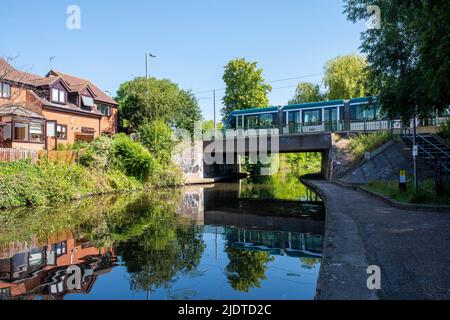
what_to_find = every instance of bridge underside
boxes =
[203,133,333,180]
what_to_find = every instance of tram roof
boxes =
[283,99,345,111]
[231,106,279,116]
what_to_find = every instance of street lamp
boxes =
[146,52,156,79]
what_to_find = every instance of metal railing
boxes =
[400,125,450,180]
[215,117,449,138]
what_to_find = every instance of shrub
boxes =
[73,140,90,150]
[0,160,146,209]
[348,131,393,160]
[77,135,114,170]
[138,120,175,163]
[112,133,157,181]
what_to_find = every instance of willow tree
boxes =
[288,82,323,105]
[221,58,272,120]
[323,54,369,100]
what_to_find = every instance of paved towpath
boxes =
[304,179,450,300]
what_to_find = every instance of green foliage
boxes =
[138,120,175,163]
[439,118,450,142]
[77,135,114,170]
[288,82,323,105]
[240,153,322,201]
[116,77,202,134]
[221,58,272,120]
[202,120,223,132]
[368,179,450,205]
[225,245,273,292]
[112,133,157,181]
[348,131,393,160]
[72,140,90,150]
[323,54,369,100]
[0,160,144,209]
[344,1,450,120]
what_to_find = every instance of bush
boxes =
[73,140,90,150]
[138,120,175,163]
[77,135,114,170]
[112,133,157,181]
[0,160,145,209]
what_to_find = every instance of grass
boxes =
[348,131,394,160]
[367,179,450,205]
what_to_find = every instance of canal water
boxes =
[0,175,324,300]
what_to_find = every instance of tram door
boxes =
[324,108,338,132]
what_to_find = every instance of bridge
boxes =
[173,119,448,182]
[203,130,333,179]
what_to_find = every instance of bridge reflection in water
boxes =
[0,178,324,300]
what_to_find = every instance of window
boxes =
[56,124,67,140]
[29,123,43,142]
[14,123,29,141]
[259,114,274,128]
[51,88,65,103]
[0,82,11,98]
[46,121,56,137]
[303,109,322,126]
[81,96,94,110]
[55,241,67,257]
[13,122,44,142]
[351,105,377,121]
[3,123,11,141]
[97,103,111,116]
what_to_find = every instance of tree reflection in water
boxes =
[0,176,324,300]
[225,244,274,292]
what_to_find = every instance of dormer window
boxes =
[51,88,65,103]
[81,96,94,110]
[0,82,11,98]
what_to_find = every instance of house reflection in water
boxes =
[0,231,115,300]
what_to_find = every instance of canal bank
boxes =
[302,177,450,300]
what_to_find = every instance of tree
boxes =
[323,54,369,100]
[221,58,272,120]
[288,82,323,105]
[343,0,450,120]
[116,77,202,134]
[202,120,223,133]
[138,119,175,164]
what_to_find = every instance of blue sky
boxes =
[1,0,366,120]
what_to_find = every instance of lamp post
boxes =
[146,53,156,79]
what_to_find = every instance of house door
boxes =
[324,108,338,132]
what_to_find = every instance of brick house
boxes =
[0,58,118,150]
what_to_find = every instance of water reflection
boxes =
[0,177,324,300]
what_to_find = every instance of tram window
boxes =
[260,114,274,127]
[352,105,376,120]
[246,115,259,128]
[303,109,322,125]
[228,117,236,129]
[237,116,243,129]
[288,111,301,124]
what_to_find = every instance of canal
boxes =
[0,174,324,300]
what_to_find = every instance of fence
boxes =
[0,148,83,165]
[0,148,39,164]
[39,149,82,165]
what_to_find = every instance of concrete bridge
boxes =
[202,131,333,179]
